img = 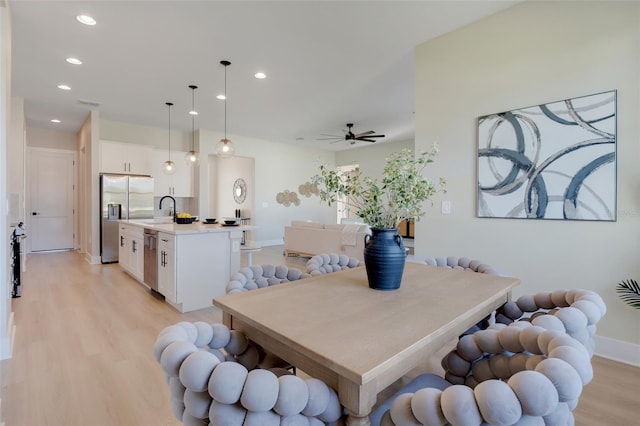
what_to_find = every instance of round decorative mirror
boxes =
[233,178,247,204]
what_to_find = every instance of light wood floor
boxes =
[1,247,638,425]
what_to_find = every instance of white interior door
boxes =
[29,148,75,251]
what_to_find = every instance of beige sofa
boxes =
[284,220,370,261]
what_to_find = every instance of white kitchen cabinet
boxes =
[101,140,153,175]
[118,224,144,281]
[156,230,240,312]
[157,233,177,303]
[152,149,195,197]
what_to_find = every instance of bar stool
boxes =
[240,244,262,266]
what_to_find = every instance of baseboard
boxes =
[255,239,284,247]
[85,253,101,265]
[1,311,15,360]
[594,335,640,367]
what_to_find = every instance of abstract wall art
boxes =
[477,90,616,221]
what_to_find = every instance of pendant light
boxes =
[162,102,176,175]
[216,60,235,158]
[184,85,200,166]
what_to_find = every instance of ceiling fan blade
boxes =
[329,139,344,144]
[358,138,377,143]
[316,137,344,141]
[361,134,385,138]
[354,130,375,137]
[319,134,343,138]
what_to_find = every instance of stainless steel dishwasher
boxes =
[143,229,158,291]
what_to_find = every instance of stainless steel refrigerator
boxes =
[100,174,154,263]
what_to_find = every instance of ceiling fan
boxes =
[317,123,385,144]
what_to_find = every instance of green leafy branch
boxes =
[616,279,640,309]
[311,145,446,229]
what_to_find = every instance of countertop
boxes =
[121,219,255,235]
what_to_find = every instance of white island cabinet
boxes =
[120,220,245,313]
[118,223,144,281]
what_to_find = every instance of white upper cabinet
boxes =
[100,140,153,175]
[152,149,195,198]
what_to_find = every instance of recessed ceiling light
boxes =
[254,72,267,79]
[51,119,61,123]
[57,84,71,90]
[216,94,226,100]
[76,15,96,26]
[66,57,82,65]
[189,110,198,116]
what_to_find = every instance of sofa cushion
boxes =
[323,223,345,231]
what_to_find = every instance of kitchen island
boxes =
[119,219,252,313]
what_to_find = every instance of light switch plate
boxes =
[441,200,451,215]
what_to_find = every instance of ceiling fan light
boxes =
[162,160,176,175]
[216,138,235,158]
[184,150,199,165]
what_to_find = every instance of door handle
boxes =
[32,212,40,215]
[120,236,124,247]
[132,240,137,253]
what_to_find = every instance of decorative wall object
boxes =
[276,190,300,207]
[298,182,318,197]
[477,90,616,221]
[233,178,246,204]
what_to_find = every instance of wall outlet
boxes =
[441,200,451,215]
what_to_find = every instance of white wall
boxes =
[198,129,335,245]
[8,97,24,225]
[26,126,77,151]
[209,155,255,219]
[83,111,101,264]
[415,1,640,352]
[1,0,13,360]
[100,118,190,151]
[336,139,414,178]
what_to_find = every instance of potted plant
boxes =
[312,145,446,290]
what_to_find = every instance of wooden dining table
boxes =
[213,262,520,425]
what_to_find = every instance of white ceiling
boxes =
[10,0,519,151]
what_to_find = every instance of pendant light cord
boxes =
[166,102,172,161]
[189,84,198,152]
[191,87,195,150]
[224,64,228,140]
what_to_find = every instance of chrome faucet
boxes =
[159,195,176,222]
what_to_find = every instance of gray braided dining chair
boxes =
[154,321,344,425]
[370,288,605,426]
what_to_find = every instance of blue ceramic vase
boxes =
[363,228,406,290]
